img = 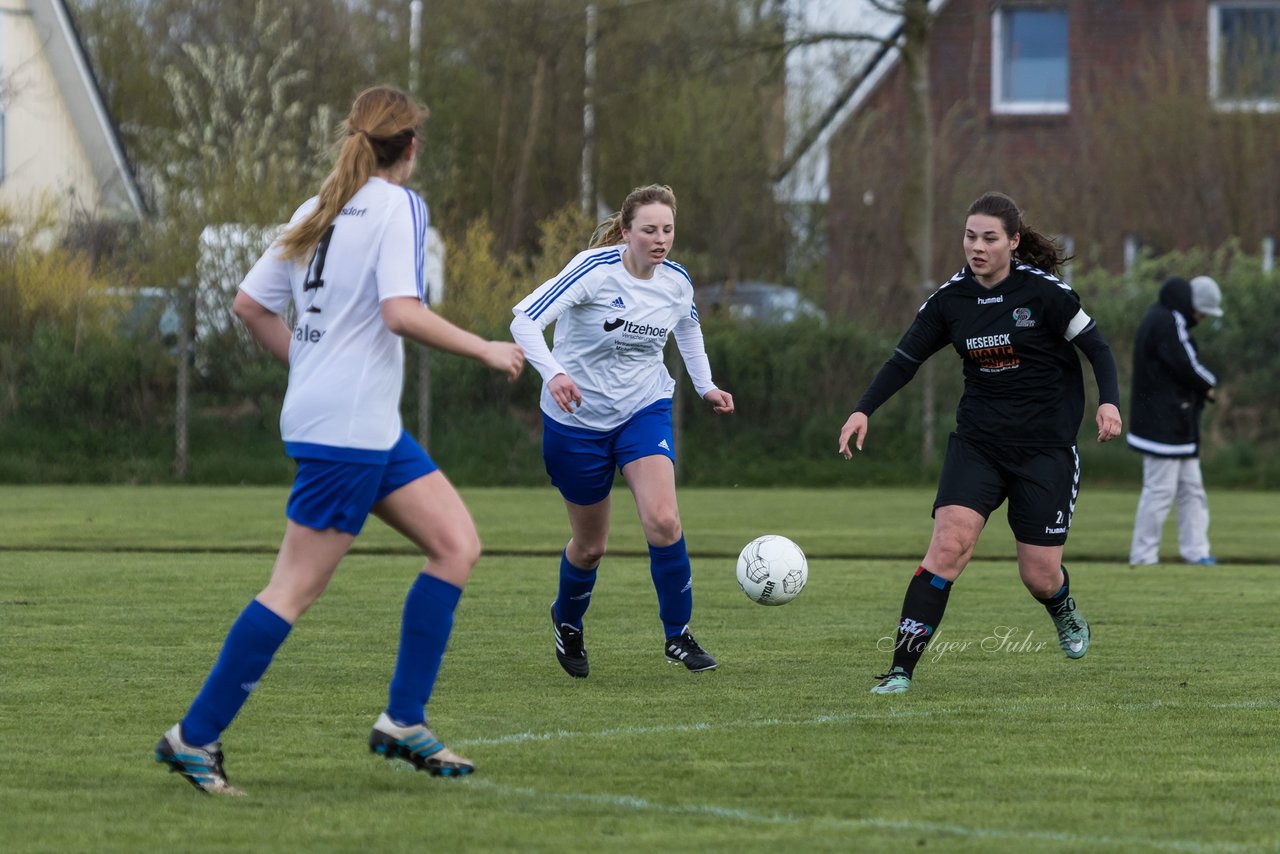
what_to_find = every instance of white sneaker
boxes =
[154,724,245,795]
[368,712,474,777]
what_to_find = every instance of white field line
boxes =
[461,779,1255,853]
[447,700,1278,853]
[454,698,1280,748]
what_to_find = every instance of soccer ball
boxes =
[735,535,808,606]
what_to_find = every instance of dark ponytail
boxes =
[966,191,1071,277]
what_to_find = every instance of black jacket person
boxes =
[1126,275,1221,566]
[1127,276,1218,458]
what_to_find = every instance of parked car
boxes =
[694,280,826,325]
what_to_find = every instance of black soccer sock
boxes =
[888,566,953,677]
[1036,565,1072,617]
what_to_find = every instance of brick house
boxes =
[780,1,1279,324]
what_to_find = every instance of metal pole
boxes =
[409,0,432,447]
[581,3,597,217]
[174,280,192,480]
[409,0,422,86]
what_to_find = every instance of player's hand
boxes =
[704,389,734,415]
[548,373,583,413]
[1095,402,1122,443]
[837,411,869,459]
[484,341,525,382]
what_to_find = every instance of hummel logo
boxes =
[603,318,625,331]
[658,439,670,450]
[610,296,626,309]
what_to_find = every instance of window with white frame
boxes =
[1210,2,1280,111]
[992,5,1070,114]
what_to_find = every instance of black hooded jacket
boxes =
[1126,277,1217,457]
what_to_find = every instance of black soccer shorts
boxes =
[933,433,1080,546]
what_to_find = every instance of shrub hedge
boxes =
[2,246,1276,487]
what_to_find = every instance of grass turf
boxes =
[1,486,1277,852]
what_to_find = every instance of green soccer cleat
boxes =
[1051,596,1091,659]
[870,666,912,695]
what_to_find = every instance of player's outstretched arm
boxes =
[1095,402,1122,443]
[1072,325,1122,440]
[381,296,524,381]
[704,389,734,415]
[837,411,869,459]
[837,350,923,460]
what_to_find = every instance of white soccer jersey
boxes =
[239,177,429,457]
[512,246,713,431]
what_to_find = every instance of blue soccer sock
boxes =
[181,599,292,747]
[386,573,463,727]
[553,551,598,629]
[649,535,693,639]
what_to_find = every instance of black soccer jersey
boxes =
[893,264,1096,447]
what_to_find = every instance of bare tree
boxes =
[774,0,942,461]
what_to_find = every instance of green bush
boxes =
[3,240,1277,487]
[1079,246,1280,486]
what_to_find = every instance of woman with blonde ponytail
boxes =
[155,85,523,794]
[510,184,735,679]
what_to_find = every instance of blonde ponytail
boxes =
[278,85,430,262]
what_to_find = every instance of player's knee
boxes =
[644,511,682,546]
[933,533,974,567]
[575,542,607,566]
[436,529,481,571]
[1021,572,1059,599]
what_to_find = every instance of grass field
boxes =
[2,485,1279,852]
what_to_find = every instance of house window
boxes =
[992,5,1070,115]
[1210,2,1280,111]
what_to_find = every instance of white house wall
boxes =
[1,2,98,218]
[0,0,141,223]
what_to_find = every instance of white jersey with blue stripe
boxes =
[239,177,428,455]
[513,245,701,431]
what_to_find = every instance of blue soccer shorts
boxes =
[285,430,438,535]
[542,398,675,506]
